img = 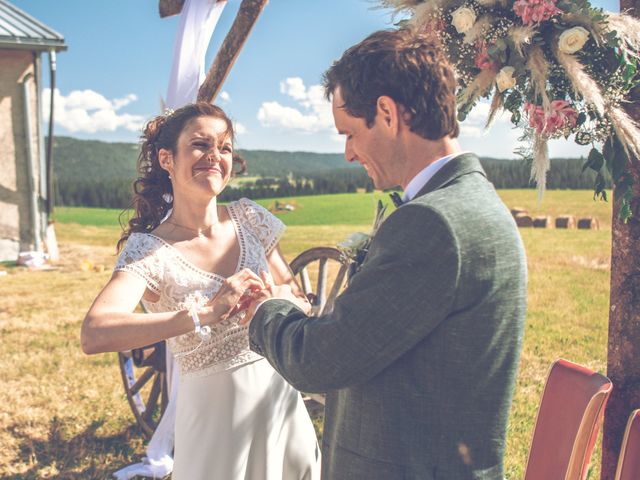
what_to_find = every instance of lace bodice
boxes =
[114,198,285,378]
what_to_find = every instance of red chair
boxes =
[614,409,640,480]
[524,359,613,480]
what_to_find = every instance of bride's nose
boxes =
[206,149,220,163]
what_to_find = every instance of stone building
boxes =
[0,0,66,261]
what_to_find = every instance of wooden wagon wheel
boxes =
[289,246,351,409]
[119,246,349,437]
[118,306,169,440]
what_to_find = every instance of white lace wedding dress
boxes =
[115,198,321,480]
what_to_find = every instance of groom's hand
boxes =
[239,271,311,325]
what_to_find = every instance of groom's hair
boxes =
[323,28,459,140]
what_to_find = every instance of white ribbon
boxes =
[114,1,227,478]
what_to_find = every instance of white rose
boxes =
[451,6,476,34]
[558,26,590,54]
[495,66,517,92]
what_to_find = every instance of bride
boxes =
[81,103,320,479]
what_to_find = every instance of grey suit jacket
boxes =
[249,153,527,479]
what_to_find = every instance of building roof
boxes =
[0,0,66,52]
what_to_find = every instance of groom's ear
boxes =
[376,96,401,135]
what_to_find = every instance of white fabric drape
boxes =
[166,0,228,109]
[113,1,227,478]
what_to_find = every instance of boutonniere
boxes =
[338,200,387,277]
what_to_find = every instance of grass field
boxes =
[0,190,613,479]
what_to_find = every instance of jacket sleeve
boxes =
[249,203,461,392]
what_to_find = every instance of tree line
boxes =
[54,157,609,209]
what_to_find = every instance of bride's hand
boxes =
[239,271,312,325]
[200,268,264,325]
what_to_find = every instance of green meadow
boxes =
[1,190,612,478]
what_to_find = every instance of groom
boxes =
[242,28,527,479]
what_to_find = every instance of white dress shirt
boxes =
[402,151,469,203]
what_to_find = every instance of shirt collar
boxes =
[402,151,470,202]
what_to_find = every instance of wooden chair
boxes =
[524,359,613,480]
[614,409,640,480]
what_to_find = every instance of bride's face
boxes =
[160,116,234,199]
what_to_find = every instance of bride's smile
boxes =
[162,116,234,198]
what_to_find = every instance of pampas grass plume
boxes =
[458,69,498,108]
[531,133,550,199]
[485,90,504,129]
[509,25,535,56]
[527,46,551,112]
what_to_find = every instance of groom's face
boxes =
[332,88,396,190]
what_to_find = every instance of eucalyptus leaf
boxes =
[594,171,607,200]
[584,148,604,173]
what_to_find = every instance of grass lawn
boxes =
[0,190,612,479]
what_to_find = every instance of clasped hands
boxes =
[198,268,311,327]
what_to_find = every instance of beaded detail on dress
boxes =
[114,198,285,378]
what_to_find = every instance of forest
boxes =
[53,136,608,208]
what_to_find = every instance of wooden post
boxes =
[197,0,268,103]
[159,0,226,18]
[159,0,185,18]
[602,2,640,478]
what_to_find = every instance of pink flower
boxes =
[474,42,497,70]
[513,0,562,26]
[524,100,578,135]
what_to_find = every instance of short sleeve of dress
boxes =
[113,233,163,294]
[235,198,286,254]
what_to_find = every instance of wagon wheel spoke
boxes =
[130,366,156,396]
[322,262,349,315]
[316,258,328,313]
[143,372,163,424]
[299,267,312,297]
[119,339,167,440]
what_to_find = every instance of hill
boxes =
[51,136,607,209]
[52,136,356,181]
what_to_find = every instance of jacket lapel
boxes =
[412,153,487,200]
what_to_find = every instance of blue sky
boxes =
[11,0,620,157]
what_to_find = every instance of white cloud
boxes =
[279,78,307,101]
[331,133,344,144]
[258,77,334,134]
[459,101,513,138]
[219,91,231,103]
[42,88,145,133]
[234,122,247,135]
[112,94,138,110]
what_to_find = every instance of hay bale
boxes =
[510,207,527,218]
[555,215,576,229]
[577,217,600,230]
[533,216,553,228]
[515,213,533,228]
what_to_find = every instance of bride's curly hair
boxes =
[117,103,246,252]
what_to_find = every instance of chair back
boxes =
[524,359,613,480]
[615,409,640,480]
